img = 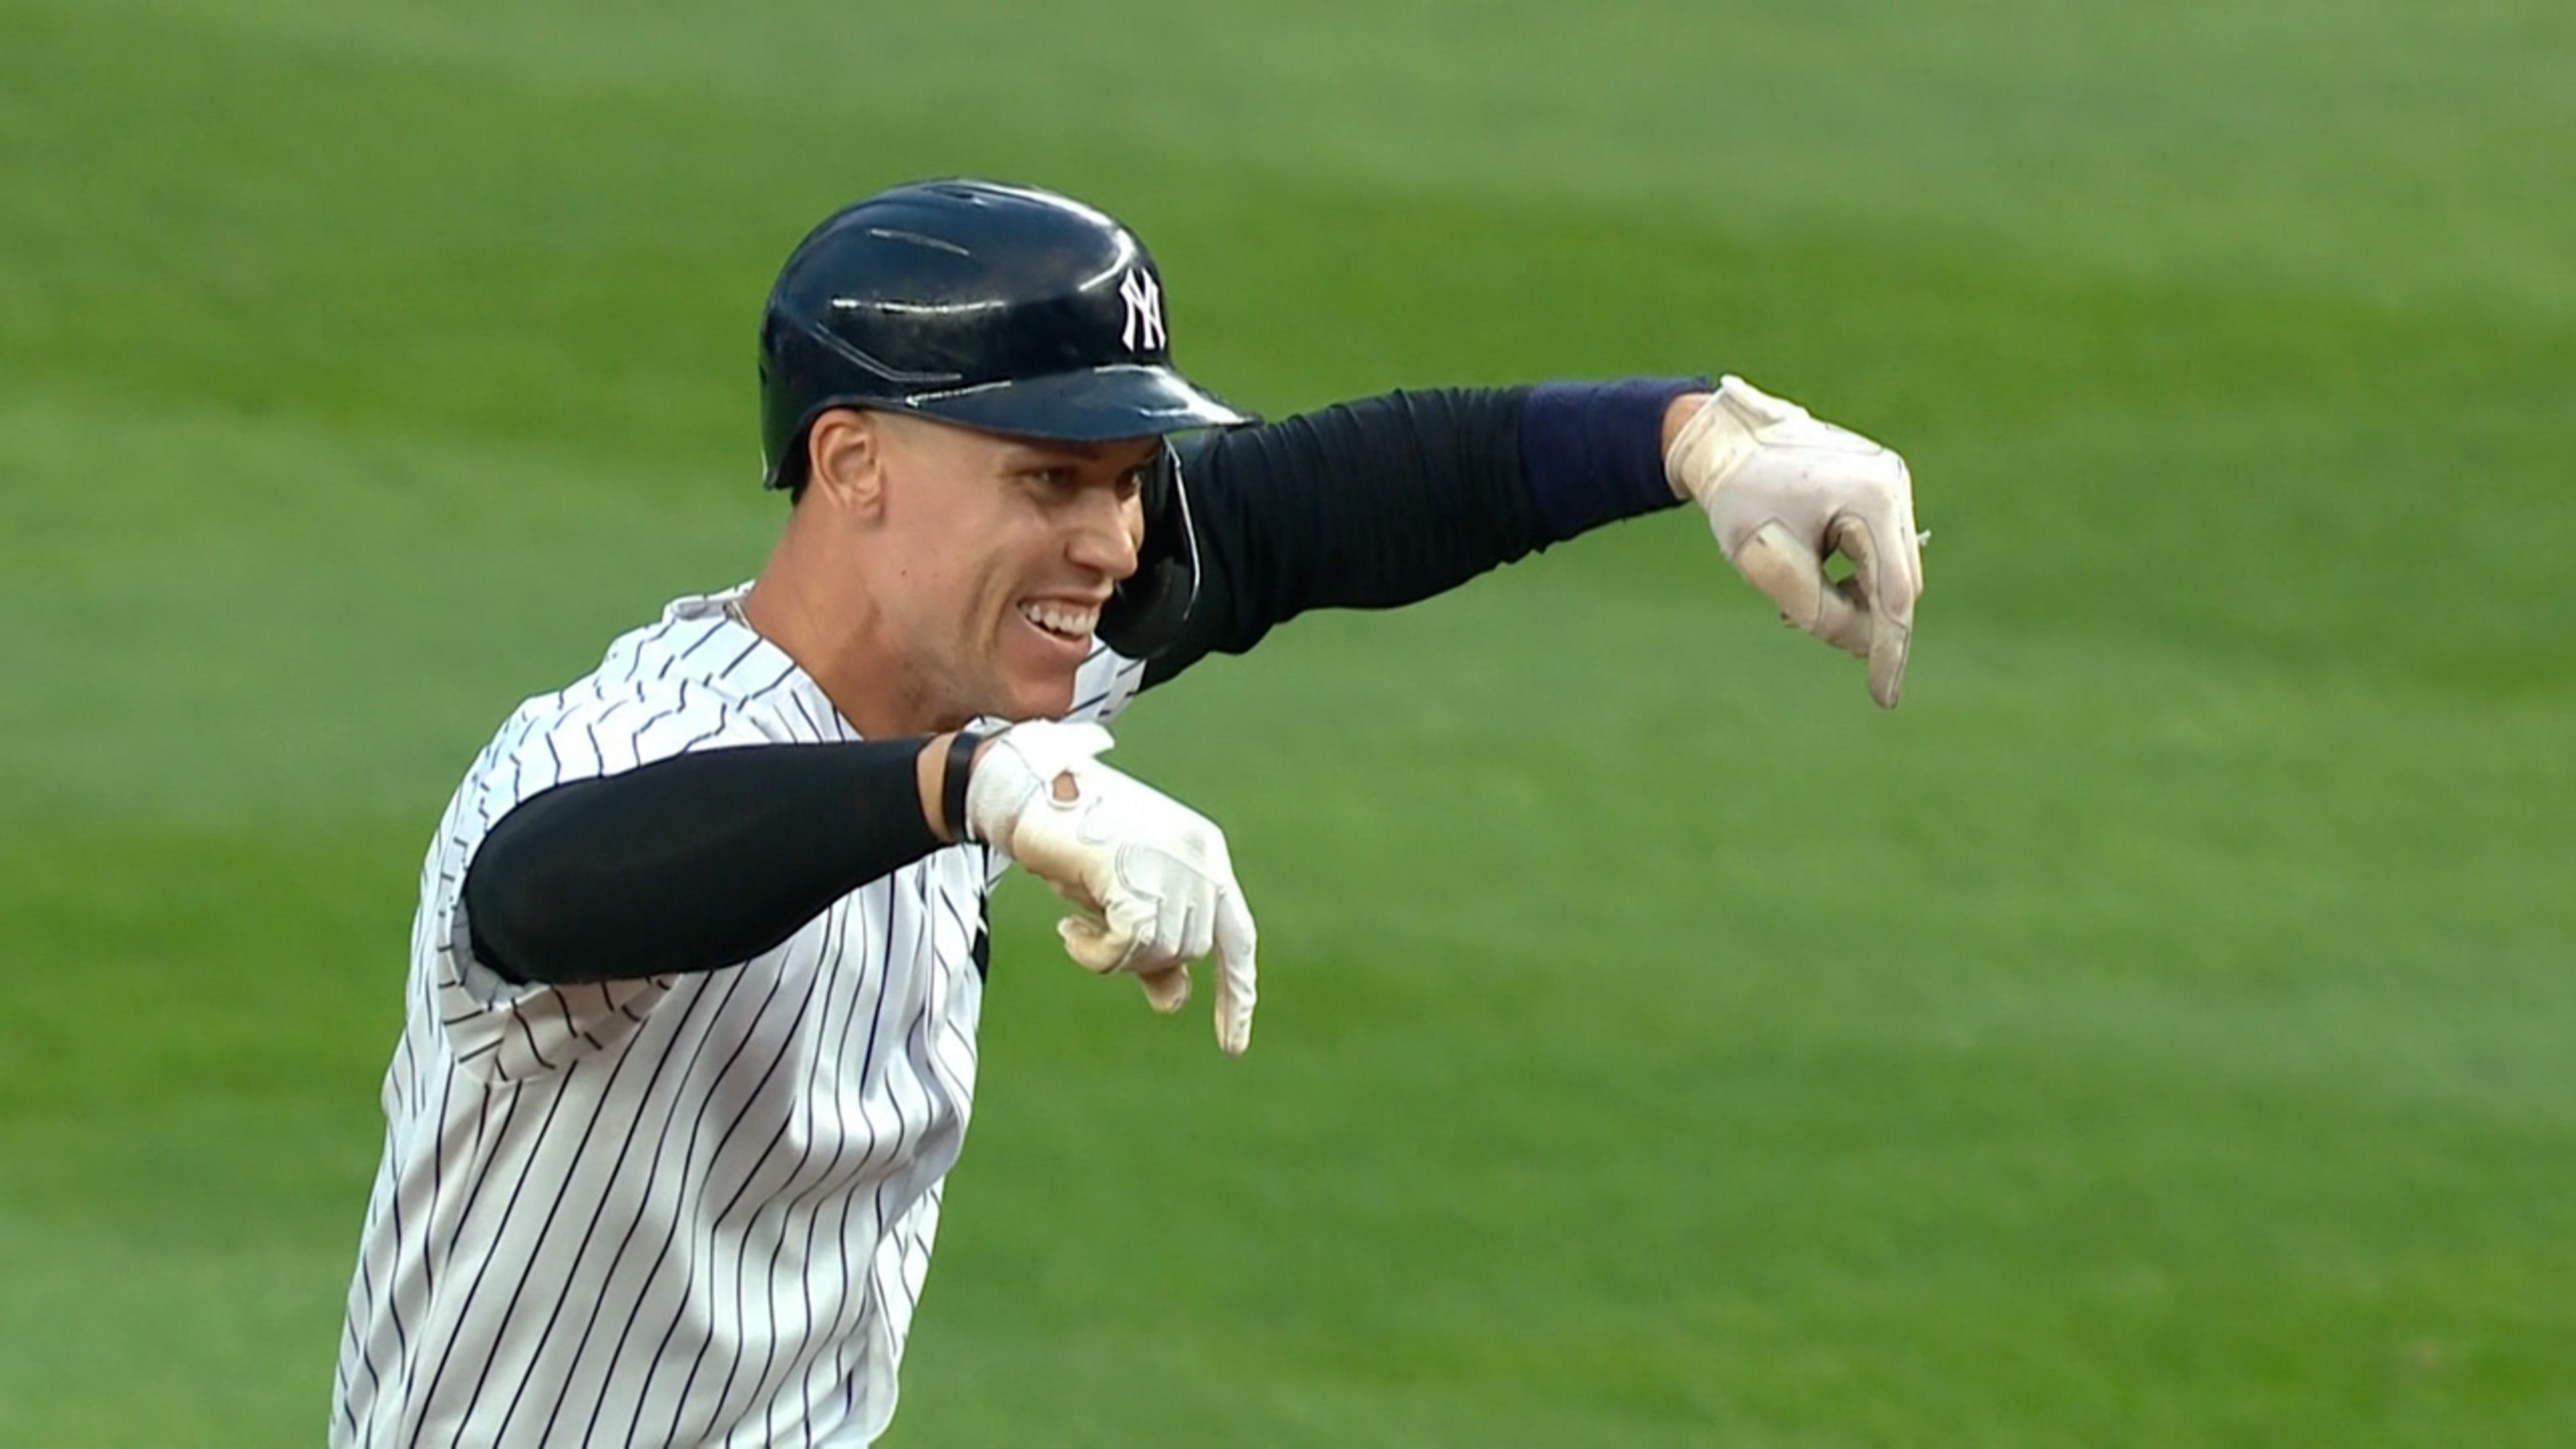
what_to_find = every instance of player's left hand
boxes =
[1665,376,1925,708]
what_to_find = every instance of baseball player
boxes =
[332,179,1922,1446]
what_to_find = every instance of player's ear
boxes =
[805,408,888,516]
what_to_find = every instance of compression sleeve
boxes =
[1146,379,1700,684]
[461,740,943,985]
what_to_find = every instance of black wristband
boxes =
[943,730,986,843]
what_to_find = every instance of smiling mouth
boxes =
[1019,600,1099,643]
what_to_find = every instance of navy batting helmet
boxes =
[756,179,1251,657]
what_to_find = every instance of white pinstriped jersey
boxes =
[334,588,1147,1447]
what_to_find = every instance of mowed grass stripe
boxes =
[931,965,2576,1443]
[19,0,2574,319]
[0,392,773,828]
[8,0,2575,449]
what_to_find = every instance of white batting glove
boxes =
[964,721,1259,1056]
[1666,376,1926,709]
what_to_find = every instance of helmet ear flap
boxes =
[1096,441,1198,658]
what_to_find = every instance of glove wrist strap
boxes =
[944,730,988,844]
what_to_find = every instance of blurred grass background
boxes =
[3,0,2570,1443]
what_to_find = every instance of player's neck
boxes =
[738,531,942,740]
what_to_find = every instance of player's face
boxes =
[867,414,1152,725]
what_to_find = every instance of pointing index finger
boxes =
[1830,512,1917,709]
[1211,886,1259,1057]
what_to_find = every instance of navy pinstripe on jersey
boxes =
[334,588,1147,1447]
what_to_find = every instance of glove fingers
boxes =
[1043,875,1104,915]
[1175,891,1215,971]
[1728,520,1819,622]
[1833,489,1923,627]
[1210,886,1259,1057]
[1057,914,1134,975]
[1135,964,1191,1015]
[1063,913,1192,1015]
[1118,866,1212,972]
[1867,615,1913,711]
[1736,522,1872,660]
[1815,575,1876,658]
[1829,514,1916,710]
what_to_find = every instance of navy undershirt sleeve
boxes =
[1145,377,1703,685]
[463,741,943,985]
[1520,377,1706,542]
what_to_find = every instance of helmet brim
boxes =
[909,364,1255,442]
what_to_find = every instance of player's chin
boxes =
[989,631,1089,720]
[988,673,1080,723]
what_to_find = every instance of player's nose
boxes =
[1067,488,1142,582]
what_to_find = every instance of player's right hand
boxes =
[963,720,1259,1056]
[1665,376,1925,709]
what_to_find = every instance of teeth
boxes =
[1020,601,1098,640]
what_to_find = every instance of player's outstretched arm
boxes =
[1150,377,1923,706]
[962,721,1258,1057]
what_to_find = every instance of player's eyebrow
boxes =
[1005,437,1159,469]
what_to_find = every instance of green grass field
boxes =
[3,0,2571,1442]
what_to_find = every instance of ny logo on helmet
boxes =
[1119,268,1166,352]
